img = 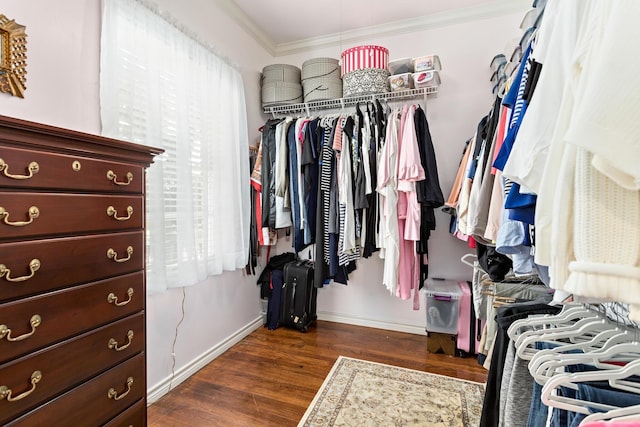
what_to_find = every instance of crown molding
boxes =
[216,0,277,55]
[222,0,531,58]
[274,0,531,56]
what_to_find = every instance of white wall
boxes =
[138,0,272,401]
[0,0,527,403]
[0,0,271,402]
[268,12,526,332]
[0,1,102,132]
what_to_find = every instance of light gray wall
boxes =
[0,0,271,400]
[0,0,526,402]
[268,12,526,332]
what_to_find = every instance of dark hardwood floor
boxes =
[147,320,488,426]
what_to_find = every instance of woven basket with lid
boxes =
[261,80,303,106]
[301,57,340,81]
[303,76,343,102]
[262,64,301,84]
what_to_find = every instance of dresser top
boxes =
[0,115,164,167]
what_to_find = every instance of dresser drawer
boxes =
[0,145,144,194]
[0,192,143,240]
[6,353,145,427]
[0,313,144,425]
[0,231,143,303]
[0,271,144,364]
[103,399,145,427]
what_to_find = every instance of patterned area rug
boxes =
[298,356,485,427]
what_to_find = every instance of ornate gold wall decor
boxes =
[0,14,27,98]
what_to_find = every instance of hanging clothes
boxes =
[377,108,401,296]
[256,100,444,309]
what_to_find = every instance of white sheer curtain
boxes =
[100,0,250,294]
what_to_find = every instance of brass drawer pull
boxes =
[107,170,133,186]
[0,371,42,402]
[108,330,134,352]
[0,206,39,227]
[107,246,133,263]
[0,259,40,282]
[107,377,134,401]
[0,158,39,180]
[107,287,134,306]
[0,315,42,342]
[107,205,133,221]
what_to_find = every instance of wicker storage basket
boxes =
[303,76,343,102]
[261,81,303,106]
[342,68,390,97]
[301,57,340,81]
[261,64,301,84]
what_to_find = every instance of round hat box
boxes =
[301,57,340,81]
[303,76,343,102]
[261,80,303,106]
[340,45,389,77]
[342,68,390,97]
[261,64,301,84]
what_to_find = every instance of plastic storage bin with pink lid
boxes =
[424,278,462,334]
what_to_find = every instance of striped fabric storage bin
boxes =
[340,45,389,77]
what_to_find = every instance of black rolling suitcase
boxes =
[280,260,317,332]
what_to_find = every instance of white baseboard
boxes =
[317,311,426,336]
[147,316,264,404]
[147,313,424,404]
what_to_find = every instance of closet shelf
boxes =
[262,86,438,115]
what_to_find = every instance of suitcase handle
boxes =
[434,295,452,302]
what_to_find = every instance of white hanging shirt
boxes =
[376,110,401,295]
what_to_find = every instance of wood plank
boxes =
[147,320,488,426]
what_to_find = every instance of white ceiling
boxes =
[221,0,531,55]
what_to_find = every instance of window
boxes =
[100,0,250,293]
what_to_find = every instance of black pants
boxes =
[479,298,560,427]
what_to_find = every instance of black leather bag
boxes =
[476,242,512,282]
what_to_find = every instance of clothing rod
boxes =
[262,86,438,115]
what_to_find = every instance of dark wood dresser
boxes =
[0,115,163,426]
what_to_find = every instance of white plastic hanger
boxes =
[515,315,604,347]
[536,342,640,388]
[531,332,637,386]
[580,404,640,424]
[541,358,640,415]
[460,253,477,268]
[520,8,543,30]
[530,325,635,362]
[528,328,633,382]
[507,304,598,343]
[515,317,613,360]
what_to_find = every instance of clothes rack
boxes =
[262,86,438,116]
